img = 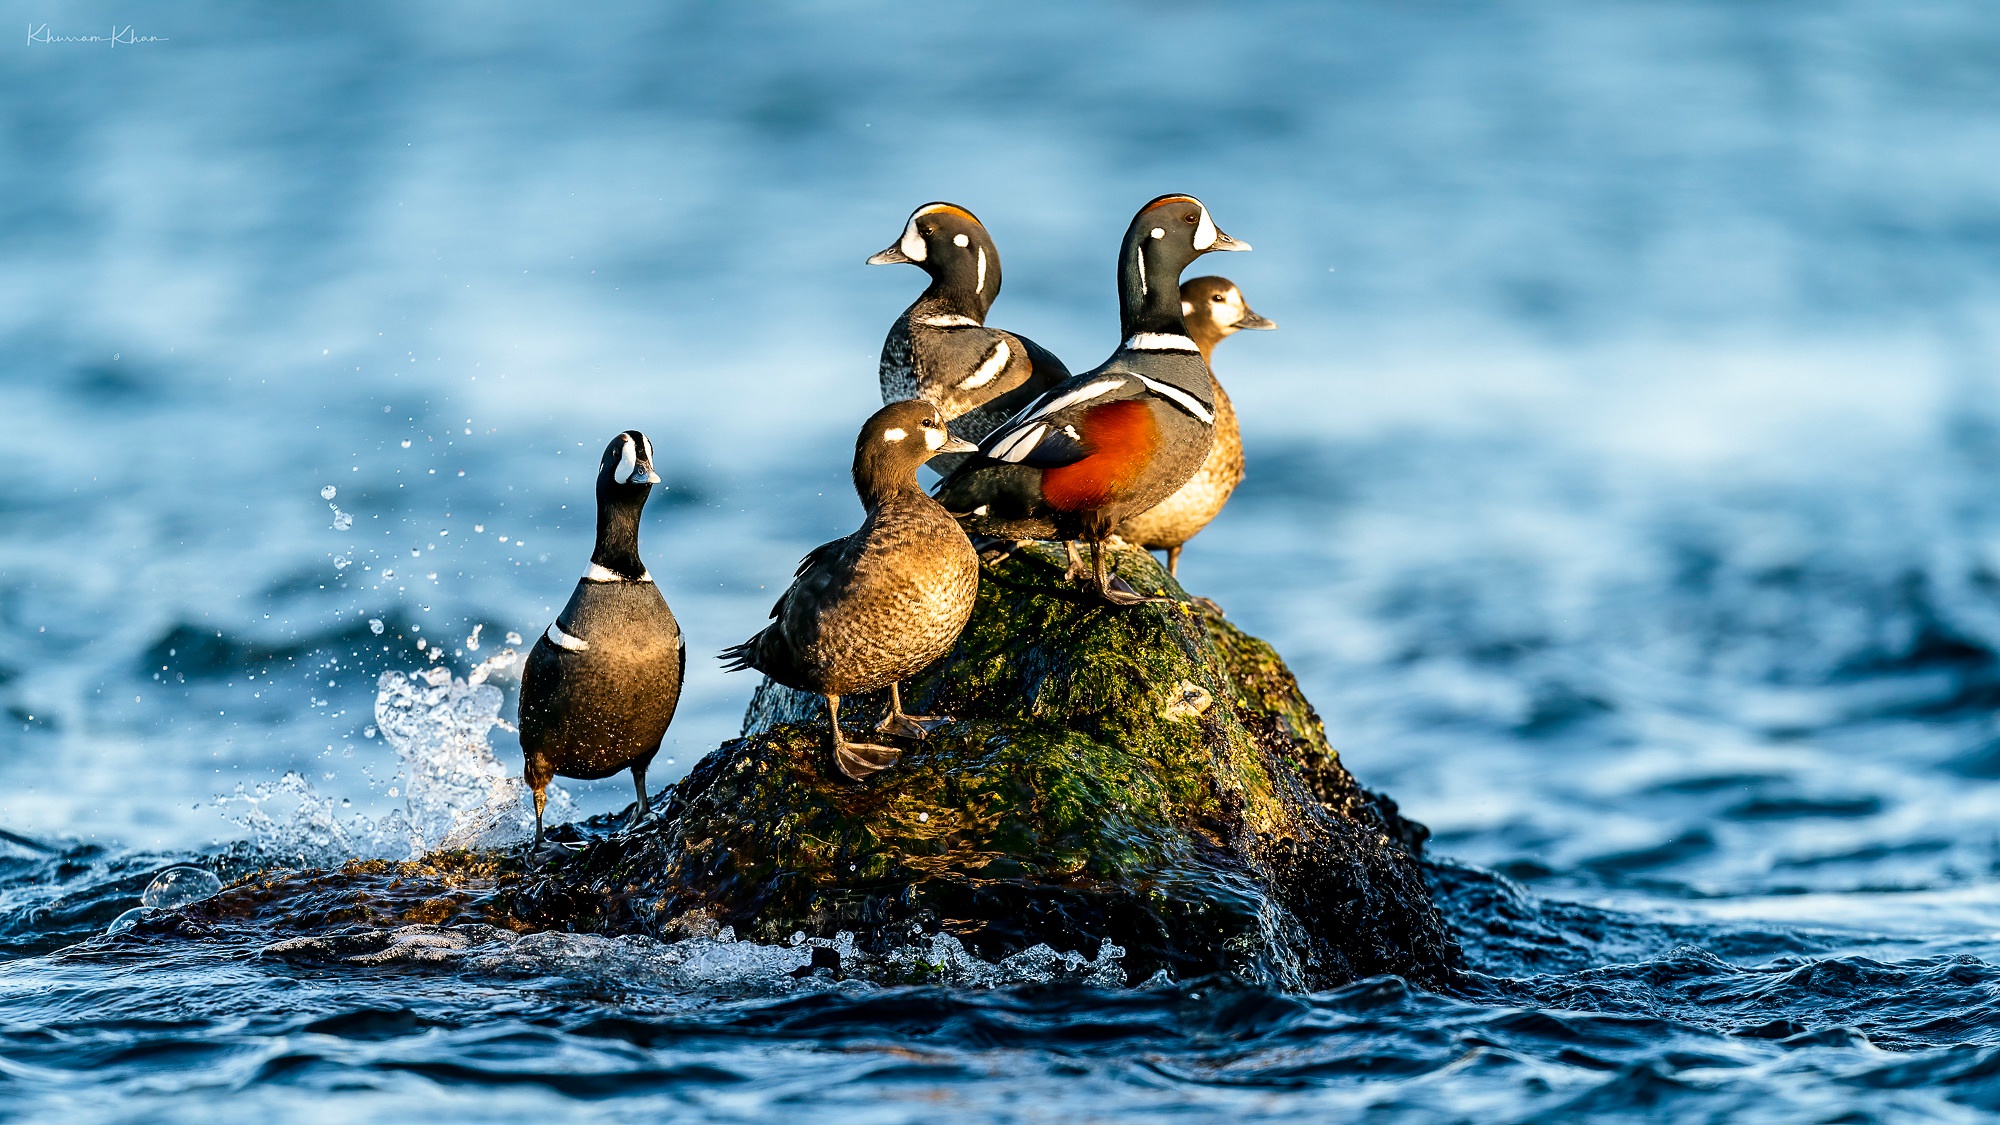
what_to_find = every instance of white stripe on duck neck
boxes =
[584,562,651,583]
[1124,332,1199,352]
[918,313,980,328]
[545,620,589,652]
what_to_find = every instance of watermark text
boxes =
[26,24,168,46]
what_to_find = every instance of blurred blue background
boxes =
[5,0,2000,933]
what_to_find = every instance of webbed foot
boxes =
[977,538,1026,565]
[1096,573,1178,606]
[833,739,903,781]
[875,711,953,739]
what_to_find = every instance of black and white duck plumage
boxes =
[934,194,1250,605]
[869,202,1071,474]
[517,430,684,848]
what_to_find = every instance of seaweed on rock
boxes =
[510,543,1458,989]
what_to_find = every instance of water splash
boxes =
[215,649,567,862]
[372,649,570,855]
[142,866,222,910]
[218,769,377,864]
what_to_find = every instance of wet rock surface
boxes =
[510,543,1458,989]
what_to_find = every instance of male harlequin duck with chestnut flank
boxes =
[721,400,982,781]
[1115,276,1276,575]
[934,194,1249,605]
[868,202,1072,475]
[517,430,685,849]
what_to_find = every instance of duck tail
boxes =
[717,631,766,675]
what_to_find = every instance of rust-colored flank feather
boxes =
[1041,399,1160,512]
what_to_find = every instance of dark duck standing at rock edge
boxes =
[721,400,982,781]
[518,430,685,848]
[867,202,1072,475]
[1115,276,1276,575]
[935,194,1249,605]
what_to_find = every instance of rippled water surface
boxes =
[6,1,2000,1120]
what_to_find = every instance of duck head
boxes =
[853,399,978,506]
[867,202,1001,319]
[1180,276,1276,363]
[1117,194,1248,339]
[592,429,661,579]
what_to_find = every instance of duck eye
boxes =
[1184,213,1198,224]
[1212,293,1226,301]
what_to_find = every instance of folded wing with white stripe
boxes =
[978,377,1129,464]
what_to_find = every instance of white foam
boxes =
[262,923,1127,993]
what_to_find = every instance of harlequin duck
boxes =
[517,430,684,848]
[868,202,1072,474]
[721,400,981,780]
[934,194,1249,604]
[1115,276,1276,575]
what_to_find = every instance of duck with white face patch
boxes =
[933,193,1251,605]
[517,429,685,848]
[721,400,981,781]
[868,202,1072,475]
[1115,276,1276,576]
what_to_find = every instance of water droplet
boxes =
[320,485,337,500]
[142,866,222,910]
[332,510,354,531]
[107,907,149,935]
[368,619,384,635]
[400,439,412,448]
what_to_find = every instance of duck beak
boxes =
[866,243,913,266]
[1207,229,1250,253]
[937,436,980,454]
[1236,308,1277,330]
[632,466,662,485]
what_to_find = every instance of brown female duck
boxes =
[721,400,981,780]
[1114,276,1276,574]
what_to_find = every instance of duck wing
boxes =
[1014,333,1072,391]
[720,535,857,681]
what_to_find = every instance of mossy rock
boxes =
[509,543,1459,988]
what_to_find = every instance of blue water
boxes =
[7,0,2000,1119]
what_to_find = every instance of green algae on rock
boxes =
[511,543,1458,989]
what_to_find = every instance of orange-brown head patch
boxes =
[916,202,982,226]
